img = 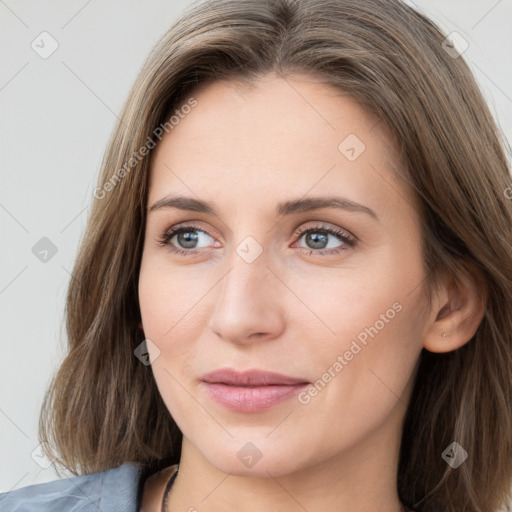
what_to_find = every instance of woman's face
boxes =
[138,73,430,478]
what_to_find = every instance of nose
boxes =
[207,250,286,345]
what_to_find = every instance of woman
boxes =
[1,0,511,511]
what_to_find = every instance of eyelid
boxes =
[162,220,219,239]
[292,221,356,243]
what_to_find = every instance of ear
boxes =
[423,262,487,354]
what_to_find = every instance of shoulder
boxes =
[0,461,145,512]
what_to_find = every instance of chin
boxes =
[202,439,301,478]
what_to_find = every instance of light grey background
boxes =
[1,0,511,493]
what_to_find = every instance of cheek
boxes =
[289,245,425,392]
[138,251,201,339]
[138,254,204,423]
[138,251,217,391]
[285,252,413,343]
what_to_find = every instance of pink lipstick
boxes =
[200,368,310,412]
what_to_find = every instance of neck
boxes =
[167,406,407,512]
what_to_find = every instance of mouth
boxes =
[200,368,311,412]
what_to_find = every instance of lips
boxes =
[201,368,309,386]
[200,368,310,412]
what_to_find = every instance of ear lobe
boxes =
[424,263,487,354]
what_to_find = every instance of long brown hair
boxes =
[39,1,512,510]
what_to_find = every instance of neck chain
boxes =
[160,465,179,512]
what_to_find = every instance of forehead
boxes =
[148,74,414,218]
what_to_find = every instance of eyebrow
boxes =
[149,194,378,220]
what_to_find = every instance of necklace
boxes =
[160,465,179,512]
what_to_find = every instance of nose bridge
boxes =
[207,240,285,343]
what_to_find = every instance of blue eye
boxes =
[294,225,355,255]
[157,224,214,256]
[157,223,356,256]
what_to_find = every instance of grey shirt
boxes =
[0,461,146,511]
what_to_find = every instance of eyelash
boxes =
[156,222,356,257]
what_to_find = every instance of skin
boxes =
[138,73,485,512]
